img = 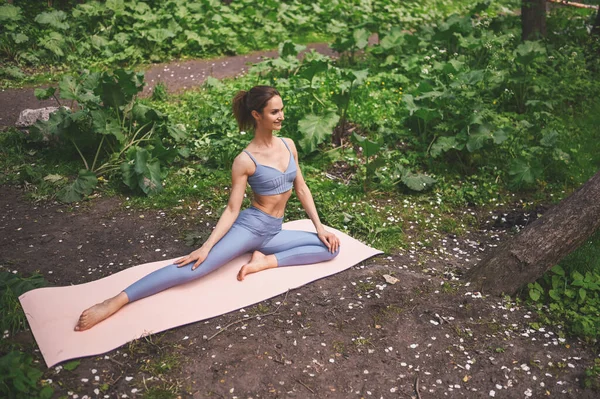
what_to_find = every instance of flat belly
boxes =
[251,190,292,218]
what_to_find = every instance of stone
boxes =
[15,107,64,128]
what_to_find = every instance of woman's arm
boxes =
[287,138,340,253]
[175,153,251,269]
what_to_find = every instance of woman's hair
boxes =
[232,86,280,131]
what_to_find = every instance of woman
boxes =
[75,86,340,331]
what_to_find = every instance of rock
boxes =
[15,107,63,128]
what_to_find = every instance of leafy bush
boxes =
[0,351,53,399]
[528,264,600,341]
[29,69,188,201]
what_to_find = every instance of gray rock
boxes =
[15,107,64,128]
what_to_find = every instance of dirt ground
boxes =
[1,185,598,399]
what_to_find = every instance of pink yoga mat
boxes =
[20,220,382,367]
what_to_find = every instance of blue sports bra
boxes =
[244,138,297,195]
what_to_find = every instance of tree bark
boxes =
[522,0,547,41]
[465,170,600,296]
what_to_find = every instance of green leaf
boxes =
[39,31,66,57]
[34,87,56,101]
[0,4,22,22]
[58,75,80,101]
[402,94,419,116]
[515,41,546,65]
[43,174,65,183]
[121,147,163,196]
[508,158,536,186]
[299,59,329,87]
[279,40,306,58]
[540,129,558,147]
[167,124,188,142]
[353,28,370,50]
[101,70,145,108]
[466,123,499,152]
[12,33,29,44]
[106,0,125,13]
[297,112,340,153]
[90,34,110,49]
[91,111,124,142]
[379,27,405,50]
[430,136,460,158]
[63,360,80,371]
[551,264,565,276]
[401,172,437,192]
[549,289,560,301]
[573,271,584,282]
[351,132,381,158]
[132,103,163,123]
[147,28,176,43]
[57,170,98,203]
[529,288,541,302]
[35,11,69,30]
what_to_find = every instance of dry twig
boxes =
[296,379,315,394]
[206,290,290,341]
[414,374,422,399]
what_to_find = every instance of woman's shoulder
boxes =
[232,150,255,174]
[281,137,298,152]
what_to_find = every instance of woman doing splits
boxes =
[75,86,341,331]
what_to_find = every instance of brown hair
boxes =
[232,86,281,131]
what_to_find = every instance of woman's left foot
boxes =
[237,251,277,281]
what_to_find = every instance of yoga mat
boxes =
[20,220,382,367]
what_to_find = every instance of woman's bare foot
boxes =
[74,292,129,331]
[237,251,277,281]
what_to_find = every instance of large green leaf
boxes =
[515,41,546,65]
[101,70,145,109]
[297,112,340,153]
[91,110,124,141]
[34,87,56,101]
[35,11,69,30]
[132,103,163,124]
[430,136,461,158]
[57,170,98,203]
[106,0,125,14]
[351,133,381,158]
[401,172,437,192]
[167,124,188,142]
[508,158,537,186]
[121,147,163,196]
[279,40,306,58]
[0,4,22,22]
[299,59,329,87]
[353,28,370,50]
[147,28,176,43]
[39,31,66,57]
[379,27,404,50]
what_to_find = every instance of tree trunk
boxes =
[465,170,600,296]
[522,0,547,41]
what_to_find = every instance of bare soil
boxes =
[1,185,599,399]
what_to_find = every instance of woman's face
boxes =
[254,95,285,131]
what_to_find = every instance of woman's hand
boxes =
[318,230,340,254]
[174,247,210,271]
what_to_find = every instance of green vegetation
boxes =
[1,0,600,395]
[0,271,51,399]
[528,231,600,342]
[0,0,513,88]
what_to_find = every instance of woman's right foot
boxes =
[74,292,129,331]
[237,251,277,281]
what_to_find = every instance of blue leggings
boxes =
[124,207,339,302]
